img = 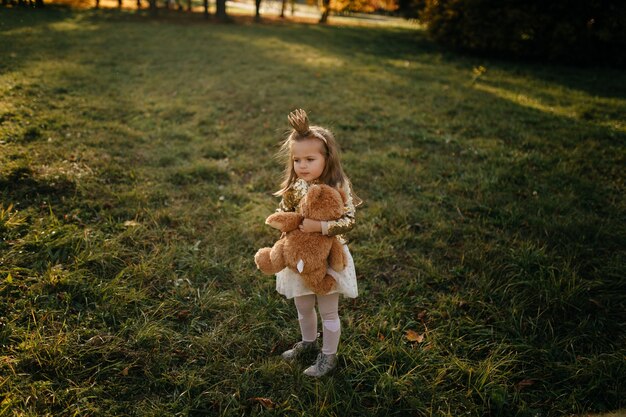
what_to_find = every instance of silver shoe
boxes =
[303,353,337,377]
[281,341,317,360]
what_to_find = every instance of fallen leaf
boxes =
[123,220,140,227]
[589,298,604,308]
[405,330,424,343]
[120,366,130,376]
[176,310,191,320]
[378,332,385,341]
[250,397,275,409]
[172,348,188,358]
[515,379,535,391]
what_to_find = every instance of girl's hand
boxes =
[299,218,322,233]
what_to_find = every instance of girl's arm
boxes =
[321,181,357,236]
[276,198,291,213]
[276,179,308,213]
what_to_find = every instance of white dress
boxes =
[273,178,359,299]
[275,244,358,299]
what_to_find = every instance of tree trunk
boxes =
[280,0,286,18]
[319,0,330,23]
[290,0,294,16]
[136,0,141,8]
[148,0,157,15]
[254,0,261,21]
[118,0,122,8]
[187,0,191,11]
[215,0,227,21]
[94,0,99,8]
[203,0,209,18]
[35,0,44,7]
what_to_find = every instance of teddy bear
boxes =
[254,184,348,295]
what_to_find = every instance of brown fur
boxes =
[254,184,348,295]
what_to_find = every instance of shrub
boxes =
[397,0,425,19]
[420,0,626,65]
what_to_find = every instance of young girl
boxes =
[271,109,359,377]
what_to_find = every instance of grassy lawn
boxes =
[1,6,625,416]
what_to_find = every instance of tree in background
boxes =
[397,0,423,18]
[319,0,330,22]
[215,0,227,20]
[5,0,45,7]
[419,0,626,65]
[279,0,295,18]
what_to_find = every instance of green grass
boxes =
[1,6,625,416]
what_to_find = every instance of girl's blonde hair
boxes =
[274,109,347,196]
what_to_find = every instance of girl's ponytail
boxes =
[288,109,311,137]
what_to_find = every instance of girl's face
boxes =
[292,138,326,182]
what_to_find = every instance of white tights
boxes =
[294,293,341,355]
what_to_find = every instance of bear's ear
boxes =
[307,185,321,201]
[337,187,347,204]
[300,185,319,214]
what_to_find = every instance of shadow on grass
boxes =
[0,4,74,32]
[2,7,626,415]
